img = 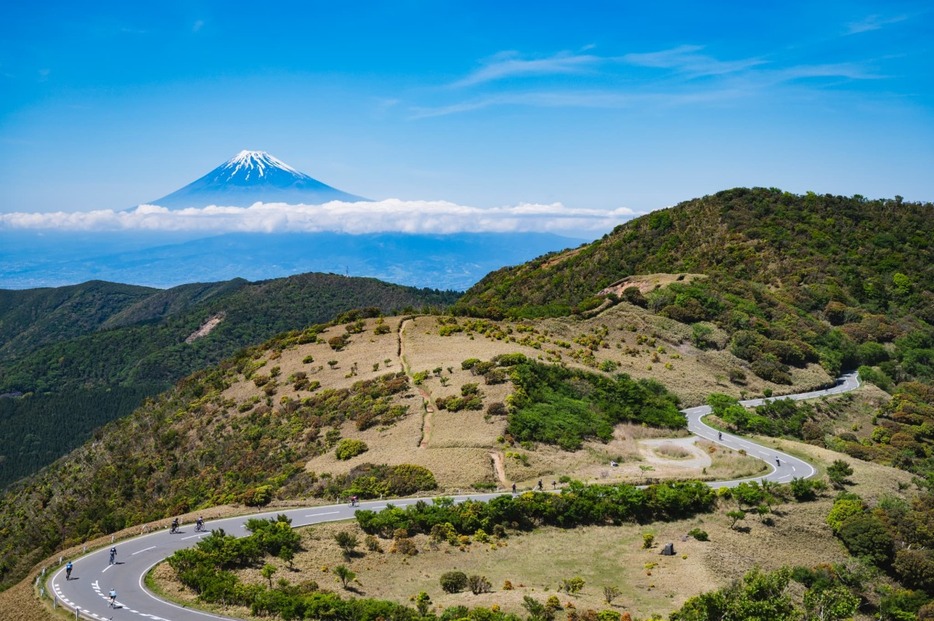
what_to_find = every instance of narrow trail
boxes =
[489,451,508,486]
[398,317,434,449]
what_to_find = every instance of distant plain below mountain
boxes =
[0,230,585,291]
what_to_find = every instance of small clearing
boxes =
[185,313,225,343]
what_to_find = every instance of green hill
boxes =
[0,274,459,489]
[455,188,932,322]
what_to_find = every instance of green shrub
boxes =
[440,570,469,593]
[335,439,369,461]
[826,495,864,533]
[688,528,709,541]
[560,576,585,594]
[837,515,895,567]
[507,360,683,450]
[344,463,437,498]
[790,477,821,501]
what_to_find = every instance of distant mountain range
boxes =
[147,150,366,208]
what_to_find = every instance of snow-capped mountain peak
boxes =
[146,150,367,209]
[223,150,302,181]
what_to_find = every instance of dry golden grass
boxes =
[216,309,842,494]
[225,310,827,490]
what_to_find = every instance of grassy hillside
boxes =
[0,274,459,489]
[0,303,812,591]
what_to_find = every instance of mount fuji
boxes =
[147,150,367,208]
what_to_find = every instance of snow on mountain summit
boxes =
[146,151,367,209]
[223,150,302,181]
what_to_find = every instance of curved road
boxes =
[49,372,860,620]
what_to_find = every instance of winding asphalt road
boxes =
[48,372,860,621]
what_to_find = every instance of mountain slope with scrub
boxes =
[0,274,459,489]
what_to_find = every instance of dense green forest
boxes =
[0,273,459,488]
[0,280,157,360]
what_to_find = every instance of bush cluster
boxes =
[356,480,716,539]
[505,359,684,451]
[334,439,369,461]
[314,463,437,499]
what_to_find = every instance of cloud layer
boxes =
[0,200,637,235]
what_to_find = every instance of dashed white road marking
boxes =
[132,546,156,555]
[305,510,340,517]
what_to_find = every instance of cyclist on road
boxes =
[718,431,722,441]
[65,561,72,580]
[109,547,117,565]
[775,457,781,467]
[195,516,204,531]
[109,588,117,607]
[171,517,179,533]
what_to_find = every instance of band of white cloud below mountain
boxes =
[0,200,638,235]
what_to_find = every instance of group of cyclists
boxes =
[63,516,207,609]
[169,515,206,534]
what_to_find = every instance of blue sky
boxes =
[1,1,932,234]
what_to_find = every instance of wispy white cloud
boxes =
[413,41,885,118]
[411,91,639,119]
[775,62,883,81]
[845,14,908,35]
[0,200,637,235]
[451,50,602,88]
[621,45,765,77]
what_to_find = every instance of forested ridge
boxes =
[455,188,932,321]
[0,280,157,360]
[0,273,459,488]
